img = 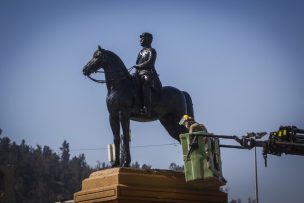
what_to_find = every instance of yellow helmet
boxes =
[179,114,193,125]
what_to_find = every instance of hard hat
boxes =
[179,114,193,125]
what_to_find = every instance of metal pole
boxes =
[254,146,259,203]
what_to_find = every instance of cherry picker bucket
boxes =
[180,131,226,184]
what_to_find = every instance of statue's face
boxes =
[140,37,150,47]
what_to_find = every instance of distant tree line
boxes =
[0,136,183,203]
[229,198,256,203]
[0,137,92,202]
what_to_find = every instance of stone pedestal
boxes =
[74,168,227,203]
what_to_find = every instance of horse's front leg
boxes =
[120,111,131,167]
[109,113,120,167]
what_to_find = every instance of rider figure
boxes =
[133,32,157,115]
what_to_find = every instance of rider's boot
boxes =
[141,86,151,116]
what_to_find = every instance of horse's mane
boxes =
[105,50,130,76]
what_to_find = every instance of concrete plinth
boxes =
[74,168,227,203]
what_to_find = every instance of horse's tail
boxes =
[183,91,194,119]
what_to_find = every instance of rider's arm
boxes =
[135,52,141,65]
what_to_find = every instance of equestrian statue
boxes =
[82,32,194,167]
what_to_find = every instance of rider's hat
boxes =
[140,32,153,40]
[179,114,193,125]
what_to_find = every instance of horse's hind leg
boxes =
[120,111,131,167]
[109,113,121,167]
[183,91,194,118]
[160,114,188,143]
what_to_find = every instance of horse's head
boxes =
[83,46,107,76]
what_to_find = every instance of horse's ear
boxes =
[98,45,102,51]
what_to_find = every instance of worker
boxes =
[179,115,207,133]
[179,115,222,178]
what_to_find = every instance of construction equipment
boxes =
[185,126,304,167]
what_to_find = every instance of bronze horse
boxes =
[83,46,194,167]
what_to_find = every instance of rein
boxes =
[87,66,134,84]
[87,75,106,83]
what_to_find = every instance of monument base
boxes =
[74,167,227,203]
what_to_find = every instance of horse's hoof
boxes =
[122,162,130,167]
[111,162,120,168]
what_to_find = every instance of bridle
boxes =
[86,66,135,84]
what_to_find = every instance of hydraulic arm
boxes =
[187,126,304,166]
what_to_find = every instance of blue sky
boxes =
[1,0,304,202]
